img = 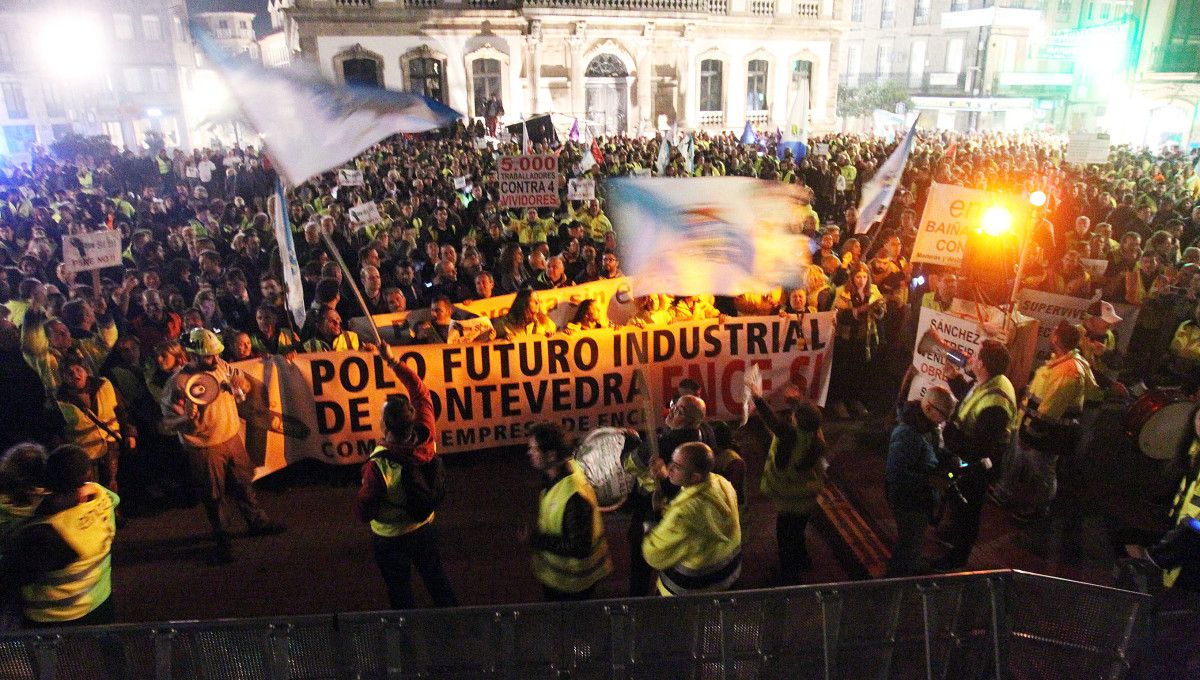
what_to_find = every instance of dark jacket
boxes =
[886,401,942,513]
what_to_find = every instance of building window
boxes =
[218,19,229,30]
[2,83,26,119]
[113,14,134,40]
[4,125,35,154]
[471,58,501,116]
[876,43,892,78]
[699,59,723,112]
[150,68,170,92]
[949,0,967,10]
[142,15,161,41]
[946,37,965,73]
[585,54,628,77]
[846,43,862,86]
[1056,0,1072,20]
[239,21,249,29]
[909,40,926,86]
[43,83,64,117]
[173,16,183,41]
[881,0,895,26]
[746,59,768,112]
[343,58,381,88]
[914,0,930,24]
[0,34,10,70]
[123,68,143,93]
[850,0,863,22]
[409,57,444,103]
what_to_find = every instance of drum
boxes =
[1126,388,1195,460]
[573,427,637,512]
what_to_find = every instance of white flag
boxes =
[857,119,918,233]
[199,34,460,185]
[655,134,671,175]
[270,180,306,329]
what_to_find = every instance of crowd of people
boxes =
[0,117,1199,627]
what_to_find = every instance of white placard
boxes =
[567,178,595,202]
[448,316,495,344]
[911,183,995,268]
[497,155,560,209]
[453,176,468,190]
[814,143,830,156]
[1080,258,1109,278]
[337,169,364,186]
[1065,133,1111,165]
[348,201,382,225]
[908,306,991,401]
[62,230,122,272]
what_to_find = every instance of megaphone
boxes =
[184,373,222,406]
[917,329,968,368]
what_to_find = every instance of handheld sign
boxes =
[453,176,468,190]
[348,201,382,226]
[567,178,595,202]
[497,155,559,208]
[62,231,122,272]
[337,169,364,187]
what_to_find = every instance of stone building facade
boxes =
[274,0,846,135]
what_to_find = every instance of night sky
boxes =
[188,0,273,35]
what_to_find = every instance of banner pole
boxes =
[319,228,385,347]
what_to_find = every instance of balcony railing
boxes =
[312,0,817,14]
[697,110,725,127]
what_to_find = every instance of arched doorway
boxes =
[585,54,629,135]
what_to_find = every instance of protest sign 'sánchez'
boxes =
[568,178,595,202]
[908,306,990,401]
[498,155,559,209]
[62,230,122,272]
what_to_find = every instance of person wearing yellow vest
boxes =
[1145,413,1200,590]
[920,273,958,313]
[749,386,826,584]
[522,422,612,601]
[301,307,373,354]
[1076,300,1123,400]
[991,322,1097,523]
[161,329,285,563]
[10,445,117,627]
[935,340,1014,570]
[56,356,134,499]
[1165,299,1200,393]
[643,442,741,596]
[356,349,457,609]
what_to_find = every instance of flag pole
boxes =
[318,227,386,348]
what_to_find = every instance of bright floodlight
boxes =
[979,206,1013,236]
[1029,191,1047,207]
[36,13,107,80]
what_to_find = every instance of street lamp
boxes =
[34,13,108,81]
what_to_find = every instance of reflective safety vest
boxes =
[21,483,118,623]
[58,379,121,460]
[156,156,171,175]
[368,446,434,538]
[1165,442,1200,588]
[952,374,1018,448]
[760,431,825,515]
[302,331,362,353]
[531,460,612,593]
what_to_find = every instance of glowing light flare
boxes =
[35,13,108,80]
[978,206,1014,237]
[1029,191,1047,207]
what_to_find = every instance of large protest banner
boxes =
[1015,289,1140,362]
[910,183,994,268]
[498,155,559,208]
[908,306,991,400]
[236,313,835,478]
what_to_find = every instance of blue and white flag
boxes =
[198,31,460,185]
[680,133,696,175]
[271,180,306,329]
[655,134,671,175]
[778,80,809,161]
[740,121,758,145]
[608,178,812,296]
[857,119,918,233]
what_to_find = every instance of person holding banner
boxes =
[523,422,612,602]
[301,308,374,353]
[830,263,886,419]
[357,348,456,610]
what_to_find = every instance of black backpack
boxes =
[401,456,447,519]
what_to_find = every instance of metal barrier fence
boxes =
[0,570,1151,680]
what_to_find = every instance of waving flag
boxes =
[778,80,809,161]
[680,133,696,175]
[270,180,306,329]
[740,121,758,145]
[197,29,460,186]
[568,118,581,143]
[608,177,812,296]
[655,134,672,175]
[857,119,918,233]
